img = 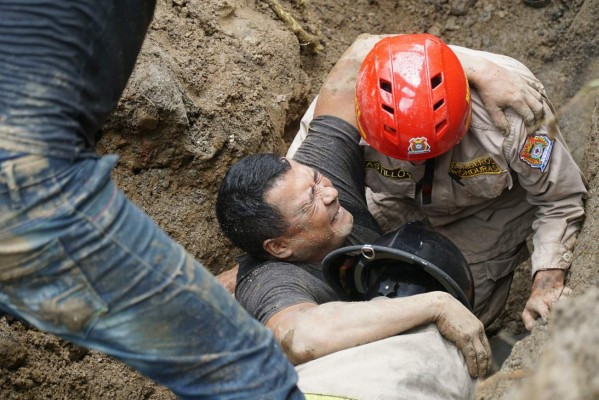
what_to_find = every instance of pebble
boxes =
[450,0,477,16]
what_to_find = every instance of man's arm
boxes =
[314,33,545,133]
[266,292,490,378]
[505,108,587,330]
[313,34,382,126]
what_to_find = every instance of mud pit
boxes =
[1,0,598,398]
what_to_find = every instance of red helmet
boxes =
[355,34,472,161]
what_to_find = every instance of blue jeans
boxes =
[0,0,302,397]
[0,150,302,399]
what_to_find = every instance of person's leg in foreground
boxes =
[0,1,301,398]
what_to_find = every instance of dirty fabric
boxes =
[0,1,301,398]
[0,0,154,157]
[360,75,586,324]
[236,259,339,325]
[296,324,474,400]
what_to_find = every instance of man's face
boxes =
[264,159,354,264]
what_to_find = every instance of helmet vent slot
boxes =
[435,119,447,132]
[384,125,396,133]
[431,74,443,89]
[433,99,445,111]
[380,80,393,93]
[382,104,395,114]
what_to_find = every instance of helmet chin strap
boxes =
[416,158,436,205]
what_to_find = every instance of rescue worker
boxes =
[355,34,586,329]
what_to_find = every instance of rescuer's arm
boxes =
[505,105,586,330]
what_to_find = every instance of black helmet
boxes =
[321,221,475,310]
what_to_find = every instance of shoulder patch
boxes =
[364,160,412,180]
[519,135,553,172]
[449,156,502,178]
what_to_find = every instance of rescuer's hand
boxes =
[522,269,569,331]
[454,47,547,135]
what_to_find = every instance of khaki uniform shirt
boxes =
[362,49,586,276]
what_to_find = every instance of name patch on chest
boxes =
[364,160,412,180]
[519,135,553,172]
[449,156,502,178]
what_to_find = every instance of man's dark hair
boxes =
[216,153,292,259]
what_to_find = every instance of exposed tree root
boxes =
[262,0,323,53]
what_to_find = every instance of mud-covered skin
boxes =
[216,264,239,294]
[432,293,491,378]
[522,269,568,330]
[268,291,491,378]
[458,50,547,135]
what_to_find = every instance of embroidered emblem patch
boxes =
[519,135,553,172]
[449,156,502,178]
[364,161,412,180]
[408,137,431,155]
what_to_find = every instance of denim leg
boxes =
[0,153,303,399]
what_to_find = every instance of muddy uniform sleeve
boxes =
[503,107,587,276]
[236,261,338,325]
[293,115,382,244]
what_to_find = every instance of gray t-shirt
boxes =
[236,115,382,324]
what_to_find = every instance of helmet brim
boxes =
[322,244,473,310]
